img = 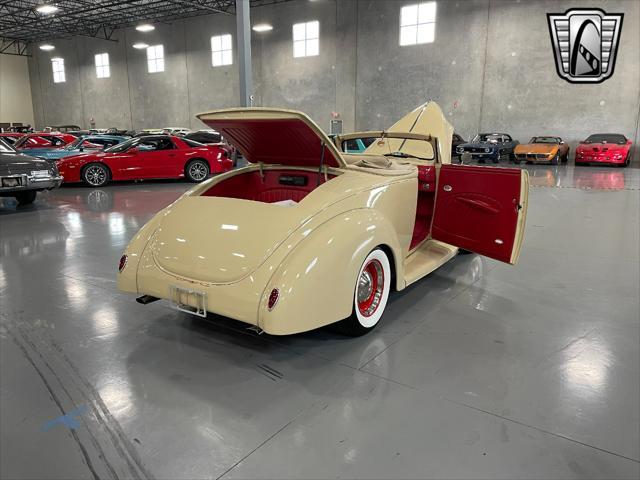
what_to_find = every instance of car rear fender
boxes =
[258,208,403,335]
[116,205,176,293]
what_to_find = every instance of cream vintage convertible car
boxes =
[117,102,528,336]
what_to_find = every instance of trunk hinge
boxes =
[258,161,265,182]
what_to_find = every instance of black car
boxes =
[451,133,466,162]
[0,139,62,205]
[456,133,519,163]
[184,130,222,144]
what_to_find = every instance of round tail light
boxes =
[267,288,279,310]
[118,254,127,272]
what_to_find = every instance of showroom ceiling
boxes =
[0,0,291,54]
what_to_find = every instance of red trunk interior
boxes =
[410,165,436,250]
[202,169,335,203]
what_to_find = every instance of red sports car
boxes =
[14,133,77,150]
[575,134,633,167]
[56,135,232,187]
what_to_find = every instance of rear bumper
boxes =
[118,248,266,329]
[0,173,63,195]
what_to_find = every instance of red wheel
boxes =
[337,248,391,336]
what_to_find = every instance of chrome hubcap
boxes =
[357,271,373,303]
[189,162,207,180]
[86,166,106,185]
[357,259,384,317]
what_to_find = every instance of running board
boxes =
[403,240,458,286]
[136,295,160,305]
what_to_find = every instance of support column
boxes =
[236,0,253,107]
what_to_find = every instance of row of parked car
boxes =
[0,127,234,205]
[450,132,633,167]
[0,119,634,207]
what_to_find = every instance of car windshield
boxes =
[14,136,30,148]
[532,137,560,144]
[104,137,139,153]
[473,134,503,143]
[344,134,435,161]
[0,138,15,153]
[64,137,85,150]
[584,134,626,144]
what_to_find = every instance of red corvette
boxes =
[56,135,232,187]
[14,133,77,150]
[575,134,633,167]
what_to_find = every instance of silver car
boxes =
[0,139,63,206]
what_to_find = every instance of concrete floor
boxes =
[1,164,638,479]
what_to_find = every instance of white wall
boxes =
[0,53,35,127]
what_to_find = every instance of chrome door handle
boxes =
[443,184,452,192]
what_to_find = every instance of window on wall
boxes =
[146,45,164,73]
[292,20,319,58]
[400,2,437,46]
[95,53,110,78]
[211,34,233,66]
[51,58,65,83]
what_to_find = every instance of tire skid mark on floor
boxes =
[255,363,284,381]
[2,323,104,480]
[40,326,156,480]
[3,318,154,480]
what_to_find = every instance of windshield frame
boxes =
[584,134,627,145]
[0,138,16,153]
[104,137,139,153]
[531,136,561,144]
[335,130,438,162]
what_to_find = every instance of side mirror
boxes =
[128,147,139,154]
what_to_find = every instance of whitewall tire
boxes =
[337,248,391,336]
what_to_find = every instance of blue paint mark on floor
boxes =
[42,405,88,432]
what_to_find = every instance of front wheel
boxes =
[552,154,561,165]
[336,248,392,336]
[185,159,210,182]
[15,190,37,205]
[82,163,110,187]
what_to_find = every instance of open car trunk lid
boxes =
[196,108,346,169]
[151,196,311,284]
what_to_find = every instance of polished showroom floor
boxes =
[1,164,639,479]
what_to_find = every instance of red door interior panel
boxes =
[410,165,436,250]
[432,164,524,263]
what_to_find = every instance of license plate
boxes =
[31,170,49,178]
[1,177,21,187]
[169,285,207,317]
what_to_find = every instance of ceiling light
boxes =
[252,24,273,32]
[136,24,155,32]
[39,44,55,51]
[36,4,59,14]
[132,42,149,49]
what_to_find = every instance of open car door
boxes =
[431,165,528,264]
